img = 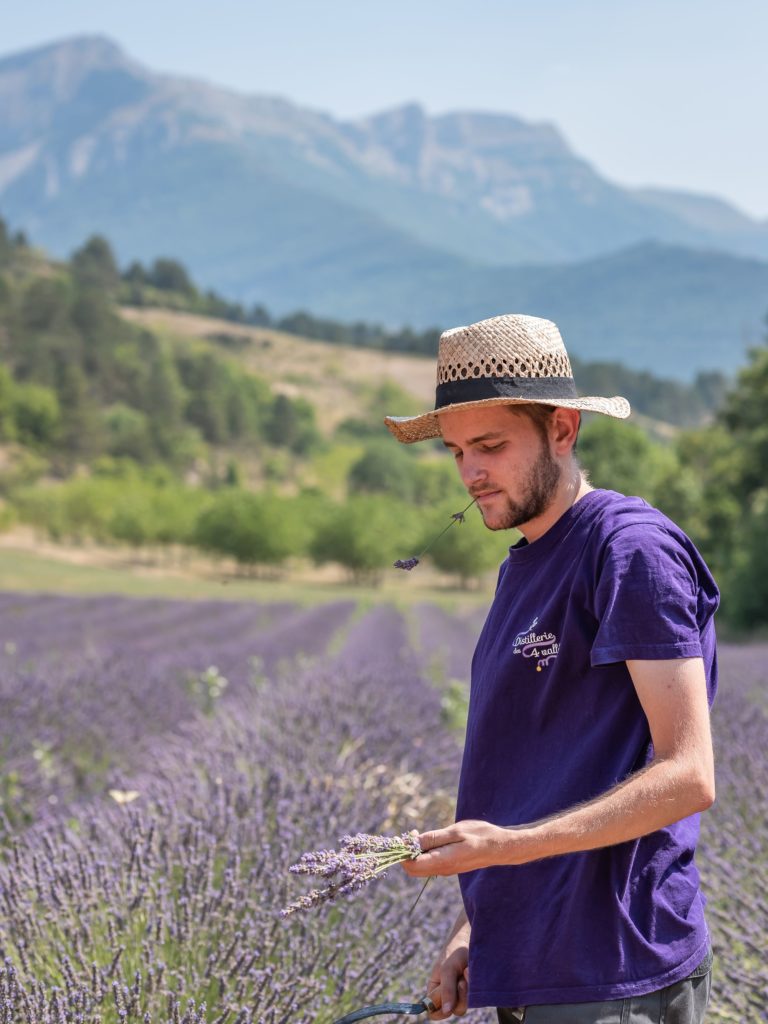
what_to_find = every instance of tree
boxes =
[195,490,306,569]
[148,258,196,296]
[577,418,677,501]
[309,494,415,584]
[413,458,466,507]
[122,261,147,285]
[21,277,71,334]
[681,338,768,628]
[0,217,10,265]
[673,425,744,579]
[13,383,60,447]
[0,366,17,441]
[725,489,768,630]
[226,375,270,440]
[717,342,768,497]
[265,394,318,454]
[180,352,232,444]
[103,404,153,462]
[54,359,105,464]
[71,235,120,293]
[347,441,420,501]
[143,348,187,458]
[109,490,155,549]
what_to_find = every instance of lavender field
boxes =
[0,593,765,1022]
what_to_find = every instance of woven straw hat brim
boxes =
[384,394,631,444]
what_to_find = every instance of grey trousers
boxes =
[496,953,712,1024]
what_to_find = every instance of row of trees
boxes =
[10,461,505,586]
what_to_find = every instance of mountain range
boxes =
[1,35,767,378]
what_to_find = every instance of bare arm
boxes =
[404,657,715,876]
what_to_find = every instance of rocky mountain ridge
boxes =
[1,35,767,376]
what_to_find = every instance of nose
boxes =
[456,451,488,492]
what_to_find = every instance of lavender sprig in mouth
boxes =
[394,498,477,571]
[280,831,421,917]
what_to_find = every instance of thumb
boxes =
[419,825,458,853]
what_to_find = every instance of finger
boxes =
[418,826,458,853]
[440,966,461,1019]
[425,984,442,1021]
[454,969,469,1017]
[402,857,436,877]
[403,847,456,877]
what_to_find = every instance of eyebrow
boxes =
[442,430,506,449]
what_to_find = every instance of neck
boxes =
[518,465,592,544]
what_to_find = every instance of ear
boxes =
[550,408,581,456]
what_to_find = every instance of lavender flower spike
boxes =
[281,831,421,918]
[341,832,421,857]
[393,558,420,571]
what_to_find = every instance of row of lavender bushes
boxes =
[0,596,476,1024]
[0,594,766,1020]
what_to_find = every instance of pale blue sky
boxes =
[3,0,767,217]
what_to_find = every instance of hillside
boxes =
[120,307,436,435]
[1,36,768,376]
[118,305,709,441]
[3,223,768,622]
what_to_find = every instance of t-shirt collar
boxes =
[506,488,612,563]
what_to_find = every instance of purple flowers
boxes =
[281,832,422,917]
[0,592,765,1021]
[393,557,420,571]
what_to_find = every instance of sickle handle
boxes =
[332,1000,430,1024]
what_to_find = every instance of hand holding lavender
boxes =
[281,831,422,917]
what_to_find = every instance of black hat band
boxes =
[435,376,578,410]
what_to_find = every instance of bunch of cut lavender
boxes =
[280,831,421,917]
[394,498,476,571]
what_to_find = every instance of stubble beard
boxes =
[479,442,562,531]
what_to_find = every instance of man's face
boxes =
[438,404,561,531]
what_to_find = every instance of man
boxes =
[384,314,718,1024]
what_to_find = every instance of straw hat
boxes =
[384,313,630,444]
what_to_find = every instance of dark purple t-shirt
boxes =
[456,488,719,1007]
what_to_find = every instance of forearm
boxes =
[406,754,715,877]
[444,906,470,945]
[503,754,715,865]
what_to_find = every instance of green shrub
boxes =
[194,490,308,568]
[347,441,421,502]
[310,494,416,584]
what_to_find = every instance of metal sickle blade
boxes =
[332,1000,430,1024]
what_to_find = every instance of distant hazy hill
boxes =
[1,35,767,377]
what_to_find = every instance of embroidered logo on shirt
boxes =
[512,616,560,672]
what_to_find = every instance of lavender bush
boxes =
[0,595,354,832]
[0,599,469,1023]
[696,643,768,1020]
[0,593,765,1021]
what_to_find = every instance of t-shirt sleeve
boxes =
[591,524,703,666]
